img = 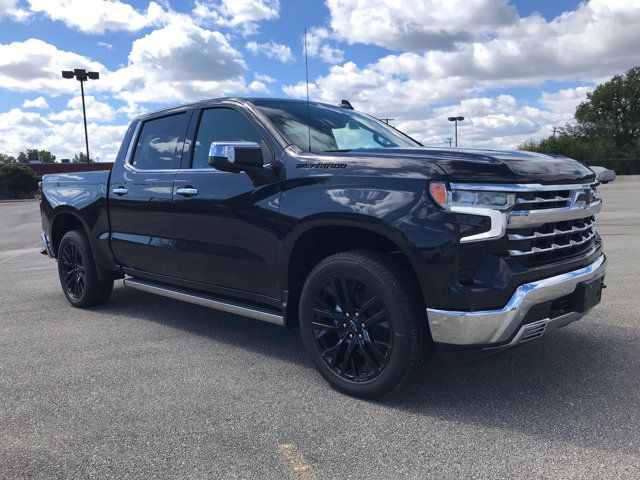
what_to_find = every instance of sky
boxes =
[0,0,639,162]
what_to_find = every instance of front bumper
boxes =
[427,254,606,346]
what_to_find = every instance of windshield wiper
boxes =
[322,149,352,153]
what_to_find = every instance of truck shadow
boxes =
[104,285,639,456]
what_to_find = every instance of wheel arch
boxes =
[281,219,429,329]
[50,209,92,257]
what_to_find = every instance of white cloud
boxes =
[0,107,127,161]
[194,0,279,35]
[539,87,592,116]
[305,27,344,64]
[0,108,53,156]
[49,95,116,122]
[392,91,590,150]
[284,0,640,148]
[0,0,29,20]
[102,18,249,106]
[246,40,294,63]
[0,38,108,94]
[254,73,275,84]
[248,80,271,94]
[46,122,128,162]
[22,96,49,109]
[26,0,165,34]
[326,0,518,51]
[116,102,148,120]
[98,41,113,50]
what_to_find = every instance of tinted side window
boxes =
[132,113,188,170]
[192,108,262,169]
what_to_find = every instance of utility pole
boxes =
[447,116,464,147]
[379,118,395,125]
[62,69,100,164]
[446,137,453,147]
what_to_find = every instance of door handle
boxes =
[176,187,198,196]
[112,187,128,196]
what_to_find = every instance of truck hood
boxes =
[331,147,595,184]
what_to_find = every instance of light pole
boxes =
[447,116,464,147]
[62,69,99,164]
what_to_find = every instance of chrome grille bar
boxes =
[515,195,571,205]
[507,199,601,228]
[508,217,595,241]
[508,229,596,256]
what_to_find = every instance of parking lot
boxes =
[1,178,639,479]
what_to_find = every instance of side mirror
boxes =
[208,141,263,172]
[589,165,616,184]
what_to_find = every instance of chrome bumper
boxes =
[427,255,606,346]
[40,233,54,258]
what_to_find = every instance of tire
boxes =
[299,250,431,398]
[57,230,113,308]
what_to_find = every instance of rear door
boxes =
[172,106,283,302]
[109,110,191,277]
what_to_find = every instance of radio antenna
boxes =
[304,28,311,152]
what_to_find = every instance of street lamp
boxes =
[61,69,100,164]
[447,116,464,147]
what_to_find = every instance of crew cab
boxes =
[40,98,606,398]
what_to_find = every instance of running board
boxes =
[123,278,284,326]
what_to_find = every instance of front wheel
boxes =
[57,230,113,308]
[299,250,430,398]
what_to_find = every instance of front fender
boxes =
[277,176,459,306]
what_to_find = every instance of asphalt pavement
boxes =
[1,178,639,479]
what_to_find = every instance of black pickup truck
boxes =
[40,98,606,398]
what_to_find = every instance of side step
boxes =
[123,278,284,326]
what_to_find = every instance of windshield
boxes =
[253,100,419,153]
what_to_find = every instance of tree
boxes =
[520,66,640,174]
[0,164,39,198]
[0,153,16,164]
[73,152,93,163]
[575,66,640,149]
[17,149,56,163]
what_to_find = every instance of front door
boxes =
[109,110,191,277]
[172,106,282,301]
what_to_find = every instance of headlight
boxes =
[429,182,516,211]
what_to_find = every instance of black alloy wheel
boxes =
[311,274,392,381]
[59,241,86,300]
[57,230,114,308]
[299,250,430,398]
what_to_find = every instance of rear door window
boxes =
[131,113,188,170]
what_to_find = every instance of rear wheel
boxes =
[299,250,430,398]
[57,230,113,308]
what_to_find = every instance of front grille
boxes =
[454,182,601,278]
[507,216,597,267]
[503,182,600,267]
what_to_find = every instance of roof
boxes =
[135,97,344,121]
